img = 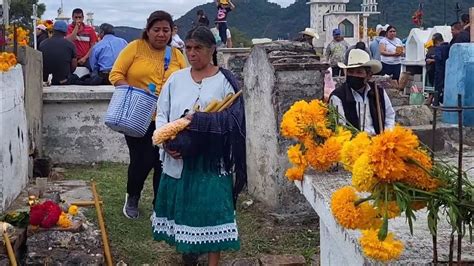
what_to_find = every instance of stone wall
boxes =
[42,86,129,164]
[217,48,251,88]
[0,65,29,212]
[17,46,43,157]
[243,41,329,212]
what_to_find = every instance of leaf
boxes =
[378,216,389,241]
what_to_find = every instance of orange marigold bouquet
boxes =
[7,26,30,46]
[0,52,18,72]
[281,100,474,263]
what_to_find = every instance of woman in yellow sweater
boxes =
[109,10,187,219]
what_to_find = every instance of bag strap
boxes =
[164,46,172,71]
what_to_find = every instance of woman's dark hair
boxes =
[386,25,396,33]
[432,33,444,44]
[461,14,469,24]
[186,26,218,66]
[142,10,174,45]
[379,30,386,37]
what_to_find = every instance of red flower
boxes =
[29,201,62,228]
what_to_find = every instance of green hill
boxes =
[118,0,473,42]
[174,0,473,40]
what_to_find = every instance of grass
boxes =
[64,163,319,265]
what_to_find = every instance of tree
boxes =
[9,0,45,27]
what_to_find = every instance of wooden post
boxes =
[470,7,474,43]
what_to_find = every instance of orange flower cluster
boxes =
[7,26,30,46]
[0,52,17,72]
[281,100,351,180]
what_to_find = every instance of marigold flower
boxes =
[68,205,78,216]
[360,229,404,262]
[403,149,439,191]
[285,166,305,181]
[352,153,378,192]
[305,136,341,171]
[341,132,371,171]
[287,144,306,166]
[281,100,331,141]
[358,202,383,230]
[331,186,361,229]
[57,212,73,228]
[377,201,401,219]
[369,126,419,182]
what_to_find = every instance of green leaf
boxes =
[378,216,389,241]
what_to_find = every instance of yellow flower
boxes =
[281,100,331,141]
[57,212,73,228]
[358,202,383,230]
[68,205,78,216]
[285,166,305,181]
[360,229,404,262]
[369,126,419,182]
[341,132,371,171]
[330,186,361,229]
[377,201,401,219]
[352,153,378,192]
[403,149,439,191]
[305,136,342,171]
[334,126,352,145]
[287,144,306,166]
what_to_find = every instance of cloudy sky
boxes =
[38,0,295,28]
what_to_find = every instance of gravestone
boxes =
[243,41,328,212]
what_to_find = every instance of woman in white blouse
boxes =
[379,25,404,80]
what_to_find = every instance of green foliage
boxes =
[9,0,45,27]
[229,27,252,47]
[175,0,472,42]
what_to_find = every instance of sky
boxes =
[38,0,296,28]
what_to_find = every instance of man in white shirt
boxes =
[329,49,395,135]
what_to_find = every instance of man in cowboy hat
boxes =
[329,49,395,135]
[299,28,319,48]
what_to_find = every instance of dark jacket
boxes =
[434,42,450,91]
[330,82,386,134]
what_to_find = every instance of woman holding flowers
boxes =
[109,11,187,219]
[152,26,246,266]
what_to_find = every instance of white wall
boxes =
[0,65,29,212]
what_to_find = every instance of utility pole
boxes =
[32,4,39,49]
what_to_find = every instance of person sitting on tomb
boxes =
[36,24,49,46]
[171,25,185,51]
[67,8,98,69]
[329,49,395,135]
[39,21,77,85]
[325,28,350,77]
[298,28,318,49]
[82,23,127,85]
[461,14,470,33]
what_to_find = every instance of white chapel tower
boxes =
[308,0,379,52]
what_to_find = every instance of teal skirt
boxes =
[151,157,240,254]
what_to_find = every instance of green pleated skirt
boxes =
[151,157,240,254]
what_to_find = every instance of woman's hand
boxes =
[164,145,182,159]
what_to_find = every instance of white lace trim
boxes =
[152,214,239,244]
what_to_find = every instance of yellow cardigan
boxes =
[109,39,187,94]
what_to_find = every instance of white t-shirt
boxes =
[380,37,403,65]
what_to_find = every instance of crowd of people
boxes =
[38,0,236,87]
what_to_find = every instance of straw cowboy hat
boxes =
[300,28,319,39]
[337,49,382,74]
